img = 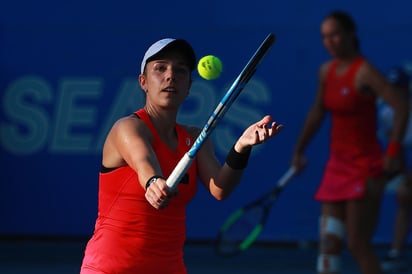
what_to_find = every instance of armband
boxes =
[386,141,401,158]
[225,145,251,170]
[145,175,164,190]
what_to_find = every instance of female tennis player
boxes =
[378,66,412,272]
[290,11,409,274]
[80,37,283,273]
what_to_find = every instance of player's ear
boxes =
[139,74,147,93]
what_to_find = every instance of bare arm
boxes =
[194,115,283,200]
[102,115,168,194]
[291,64,328,171]
[357,62,409,175]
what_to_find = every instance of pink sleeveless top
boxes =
[315,57,383,201]
[81,109,197,274]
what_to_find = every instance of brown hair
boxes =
[325,10,360,50]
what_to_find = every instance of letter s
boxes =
[0,76,52,155]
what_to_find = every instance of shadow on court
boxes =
[0,238,410,273]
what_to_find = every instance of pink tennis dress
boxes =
[315,56,384,202]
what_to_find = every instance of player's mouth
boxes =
[163,87,177,93]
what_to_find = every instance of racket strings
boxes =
[216,206,265,255]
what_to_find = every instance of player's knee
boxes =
[319,215,345,252]
[317,216,345,273]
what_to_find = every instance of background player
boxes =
[290,11,409,274]
[377,66,412,272]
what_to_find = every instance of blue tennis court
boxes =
[1,238,410,273]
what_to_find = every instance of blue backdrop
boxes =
[1,0,411,244]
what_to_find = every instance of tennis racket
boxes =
[214,166,297,257]
[166,33,276,190]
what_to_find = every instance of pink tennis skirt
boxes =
[315,150,383,202]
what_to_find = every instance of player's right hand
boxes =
[145,178,176,209]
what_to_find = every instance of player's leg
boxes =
[346,178,385,274]
[382,174,412,271]
[392,175,412,251]
[317,202,345,274]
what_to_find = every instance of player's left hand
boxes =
[235,115,283,152]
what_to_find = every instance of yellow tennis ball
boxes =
[197,55,223,80]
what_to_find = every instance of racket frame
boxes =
[215,166,297,256]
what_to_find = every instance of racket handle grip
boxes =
[166,153,194,190]
[278,166,297,187]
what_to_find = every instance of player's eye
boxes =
[154,63,167,72]
[174,65,189,75]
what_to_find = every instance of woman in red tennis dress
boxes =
[80,38,283,273]
[291,11,409,274]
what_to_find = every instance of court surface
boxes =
[0,238,410,273]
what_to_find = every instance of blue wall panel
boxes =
[1,0,411,243]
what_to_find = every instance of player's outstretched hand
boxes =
[236,115,283,151]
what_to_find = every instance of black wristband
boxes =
[145,175,164,190]
[225,145,251,170]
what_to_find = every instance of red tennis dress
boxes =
[80,109,198,274]
[315,56,383,202]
